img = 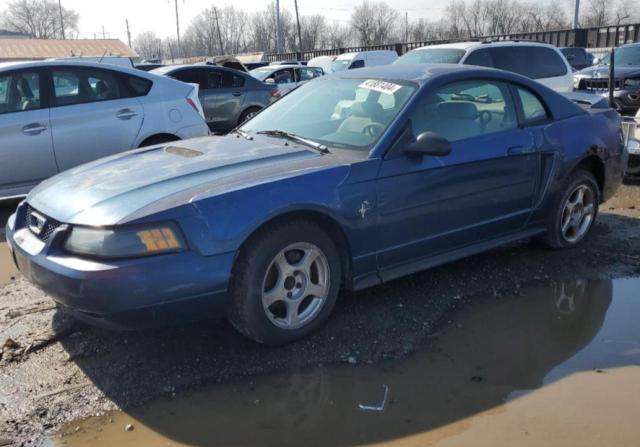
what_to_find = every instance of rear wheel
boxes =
[139,134,179,147]
[228,220,341,345]
[238,107,261,126]
[627,154,640,177]
[540,170,600,249]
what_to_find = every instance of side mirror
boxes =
[265,78,275,84]
[565,54,575,62]
[403,132,452,157]
[593,57,600,65]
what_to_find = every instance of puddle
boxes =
[50,278,640,447]
[0,242,18,287]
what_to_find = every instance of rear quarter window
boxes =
[124,75,152,97]
[489,47,568,79]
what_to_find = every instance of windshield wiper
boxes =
[256,130,330,154]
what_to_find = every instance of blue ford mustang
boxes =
[6,64,626,345]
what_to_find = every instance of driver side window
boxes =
[410,80,517,142]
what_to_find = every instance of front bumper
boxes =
[574,87,640,113]
[5,204,235,329]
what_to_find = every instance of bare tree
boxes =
[581,0,610,27]
[2,0,78,39]
[325,21,352,48]
[133,31,163,61]
[300,14,328,50]
[351,1,399,46]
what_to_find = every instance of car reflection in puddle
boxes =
[51,278,640,447]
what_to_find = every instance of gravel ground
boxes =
[0,181,639,446]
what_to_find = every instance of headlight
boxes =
[624,78,640,89]
[64,222,185,258]
[573,75,584,89]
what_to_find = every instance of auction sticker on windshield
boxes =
[358,79,402,95]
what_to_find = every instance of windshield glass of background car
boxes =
[603,46,640,66]
[249,68,275,80]
[241,78,416,150]
[395,48,466,65]
[331,60,351,72]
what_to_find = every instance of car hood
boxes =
[28,135,345,226]
[577,65,640,79]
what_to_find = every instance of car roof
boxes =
[152,63,249,76]
[0,59,147,77]
[410,40,559,52]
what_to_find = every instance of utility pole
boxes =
[58,0,65,39]
[101,25,106,39]
[174,0,182,58]
[573,0,580,28]
[405,11,408,43]
[294,0,302,55]
[213,7,224,55]
[276,0,282,54]
[125,19,132,48]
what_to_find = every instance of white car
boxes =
[0,60,209,200]
[249,65,323,94]
[331,50,398,71]
[395,41,574,92]
[308,55,337,74]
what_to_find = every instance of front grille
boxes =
[579,78,622,92]
[25,205,62,242]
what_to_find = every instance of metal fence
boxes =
[264,22,640,62]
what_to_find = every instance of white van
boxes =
[331,50,398,72]
[307,55,337,74]
[394,41,574,93]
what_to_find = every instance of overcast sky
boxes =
[57,0,450,43]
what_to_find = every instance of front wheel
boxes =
[541,170,600,249]
[626,154,640,177]
[238,107,261,126]
[228,220,341,345]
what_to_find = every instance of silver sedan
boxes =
[153,65,280,132]
[0,60,210,200]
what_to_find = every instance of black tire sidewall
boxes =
[547,170,600,249]
[239,107,261,126]
[229,221,342,345]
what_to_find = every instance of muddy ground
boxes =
[1,181,639,446]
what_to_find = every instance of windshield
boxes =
[331,60,352,72]
[249,67,276,80]
[241,78,416,151]
[599,46,640,66]
[394,48,466,65]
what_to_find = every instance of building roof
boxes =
[0,38,137,60]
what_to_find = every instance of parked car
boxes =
[560,47,594,71]
[135,63,165,72]
[205,56,247,72]
[6,64,625,345]
[623,115,640,176]
[152,64,278,131]
[269,60,307,66]
[0,60,209,200]
[331,50,398,71]
[395,41,574,92]
[249,65,323,94]
[308,55,337,74]
[244,62,269,71]
[573,43,640,115]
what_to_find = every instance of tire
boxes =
[540,170,600,249]
[238,107,261,126]
[626,154,640,177]
[228,220,342,345]
[139,134,179,147]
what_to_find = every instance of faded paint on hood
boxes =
[27,135,343,226]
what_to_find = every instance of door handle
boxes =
[22,123,47,135]
[507,145,535,155]
[232,91,242,97]
[116,108,138,120]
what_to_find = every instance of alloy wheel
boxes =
[560,184,596,244]
[261,242,330,330]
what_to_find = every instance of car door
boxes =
[375,79,540,276]
[49,66,144,171]
[213,70,247,129]
[270,68,297,93]
[0,67,57,196]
